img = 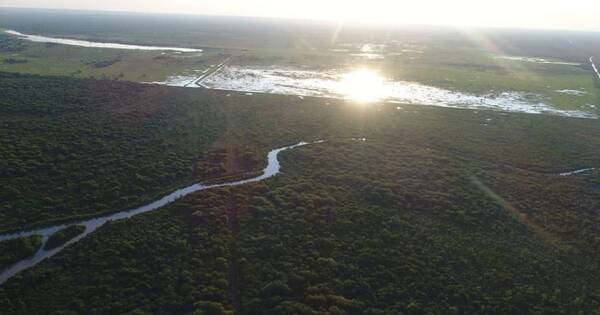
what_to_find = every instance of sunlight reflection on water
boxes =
[198,66,596,119]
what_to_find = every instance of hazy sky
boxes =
[1,0,599,31]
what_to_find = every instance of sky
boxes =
[1,0,599,32]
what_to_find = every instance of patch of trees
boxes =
[0,73,223,233]
[1,137,599,314]
[233,142,600,314]
[44,225,86,250]
[85,58,121,68]
[0,235,42,271]
[0,194,235,315]
[2,58,27,65]
[2,71,598,236]
[0,34,27,52]
[196,147,263,181]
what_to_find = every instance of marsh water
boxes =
[197,66,597,119]
[5,30,203,53]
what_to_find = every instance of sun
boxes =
[338,69,385,103]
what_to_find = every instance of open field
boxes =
[0,30,229,83]
[1,8,600,116]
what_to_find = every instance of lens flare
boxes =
[338,69,385,103]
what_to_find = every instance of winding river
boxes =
[0,141,322,285]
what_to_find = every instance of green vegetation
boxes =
[0,202,235,314]
[2,58,27,65]
[229,48,600,114]
[44,225,86,250]
[3,71,598,234]
[0,30,228,83]
[1,138,599,313]
[1,15,599,116]
[385,53,600,112]
[236,142,600,314]
[1,10,600,315]
[0,32,26,52]
[1,72,599,314]
[0,235,43,271]
[0,72,222,233]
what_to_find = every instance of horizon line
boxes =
[1,5,599,34]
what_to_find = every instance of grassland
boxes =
[227,47,600,114]
[0,30,230,83]
[385,50,600,112]
[1,27,598,116]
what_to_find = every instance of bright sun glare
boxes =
[338,69,385,103]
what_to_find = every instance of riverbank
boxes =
[0,140,322,285]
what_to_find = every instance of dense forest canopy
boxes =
[0,235,42,272]
[0,72,599,314]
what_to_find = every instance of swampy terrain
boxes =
[1,8,600,315]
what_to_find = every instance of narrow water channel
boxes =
[0,141,322,285]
